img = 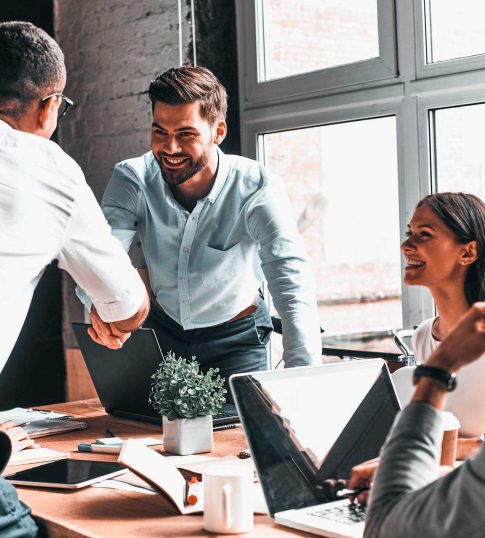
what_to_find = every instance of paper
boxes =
[7,447,69,467]
[24,419,87,439]
[0,407,70,426]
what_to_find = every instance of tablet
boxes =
[6,459,127,489]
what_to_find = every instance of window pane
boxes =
[259,0,379,81]
[262,117,402,354]
[425,0,485,63]
[433,104,485,199]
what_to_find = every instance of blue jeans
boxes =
[144,297,273,402]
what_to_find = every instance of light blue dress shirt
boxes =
[99,149,321,367]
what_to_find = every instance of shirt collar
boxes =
[206,148,229,204]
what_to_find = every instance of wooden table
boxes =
[8,399,309,538]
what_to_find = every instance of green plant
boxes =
[149,351,227,420]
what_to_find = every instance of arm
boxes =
[0,432,38,537]
[364,302,485,538]
[246,176,321,367]
[58,169,148,347]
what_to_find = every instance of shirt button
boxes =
[183,247,189,253]
[182,300,188,305]
[180,277,185,282]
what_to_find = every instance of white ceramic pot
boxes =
[162,415,213,455]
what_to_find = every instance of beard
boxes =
[156,152,209,186]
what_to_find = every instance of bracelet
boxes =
[413,365,457,392]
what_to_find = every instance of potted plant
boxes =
[149,351,226,455]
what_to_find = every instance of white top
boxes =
[413,317,485,437]
[0,120,146,371]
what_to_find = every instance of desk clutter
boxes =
[0,406,87,438]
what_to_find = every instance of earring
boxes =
[460,261,466,265]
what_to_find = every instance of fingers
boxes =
[0,420,16,432]
[87,327,123,349]
[347,459,379,490]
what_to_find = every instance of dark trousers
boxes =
[144,297,273,402]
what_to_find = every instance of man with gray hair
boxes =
[0,21,149,535]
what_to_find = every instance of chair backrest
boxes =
[391,366,416,407]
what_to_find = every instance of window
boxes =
[262,118,402,338]
[425,0,485,64]
[260,0,379,81]
[432,104,485,198]
[237,0,485,360]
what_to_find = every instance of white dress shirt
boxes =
[0,120,145,371]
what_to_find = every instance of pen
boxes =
[335,487,370,498]
[105,429,116,438]
[78,443,122,454]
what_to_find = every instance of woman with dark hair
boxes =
[401,191,485,436]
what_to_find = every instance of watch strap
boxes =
[413,365,457,392]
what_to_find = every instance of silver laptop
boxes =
[230,359,400,538]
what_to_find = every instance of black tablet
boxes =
[6,459,127,489]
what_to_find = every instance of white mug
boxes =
[203,465,254,534]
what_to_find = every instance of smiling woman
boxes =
[401,192,485,436]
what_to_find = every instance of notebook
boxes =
[8,447,69,467]
[24,418,87,439]
[230,359,401,538]
[72,323,239,427]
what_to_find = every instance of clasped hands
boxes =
[87,306,132,349]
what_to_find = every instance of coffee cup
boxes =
[440,411,460,467]
[203,465,253,534]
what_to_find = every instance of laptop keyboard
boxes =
[308,503,366,525]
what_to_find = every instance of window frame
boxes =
[236,0,485,338]
[237,0,398,108]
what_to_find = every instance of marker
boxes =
[78,443,122,454]
[335,487,370,498]
[185,476,201,506]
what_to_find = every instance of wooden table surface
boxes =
[8,399,310,538]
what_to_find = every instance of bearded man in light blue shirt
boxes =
[87,66,321,393]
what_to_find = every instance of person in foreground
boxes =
[350,302,485,538]
[0,21,149,535]
[81,66,321,386]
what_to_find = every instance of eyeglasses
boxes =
[41,92,75,119]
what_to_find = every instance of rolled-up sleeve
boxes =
[58,177,145,323]
[246,175,321,367]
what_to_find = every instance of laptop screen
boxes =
[230,359,400,517]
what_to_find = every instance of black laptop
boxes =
[72,323,239,427]
[230,359,401,537]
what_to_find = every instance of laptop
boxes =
[72,323,239,427]
[230,359,401,538]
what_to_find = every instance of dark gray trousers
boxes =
[144,296,273,402]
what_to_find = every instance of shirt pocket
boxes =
[201,243,242,285]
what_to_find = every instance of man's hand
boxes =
[0,421,38,454]
[88,306,131,349]
[347,457,379,505]
[427,302,485,372]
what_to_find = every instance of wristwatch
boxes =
[413,365,457,391]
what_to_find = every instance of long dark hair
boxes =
[417,192,485,305]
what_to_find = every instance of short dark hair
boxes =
[148,66,227,123]
[417,192,485,304]
[0,21,66,119]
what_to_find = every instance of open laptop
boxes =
[230,359,401,538]
[72,323,239,427]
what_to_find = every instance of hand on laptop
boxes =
[88,306,131,349]
[347,457,378,505]
[0,421,38,454]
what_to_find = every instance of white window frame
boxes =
[236,0,485,334]
[237,0,397,108]
[415,0,485,79]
